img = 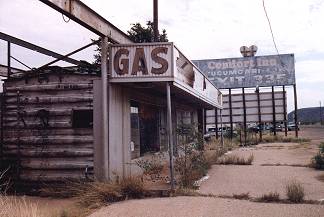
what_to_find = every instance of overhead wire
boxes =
[262,0,280,56]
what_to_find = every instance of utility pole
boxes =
[153,0,159,42]
[320,101,323,125]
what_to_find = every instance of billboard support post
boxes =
[293,84,298,138]
[256,87,262,141]
[283,85,288,136]
[242,87,247,146]
[229,88,233,140]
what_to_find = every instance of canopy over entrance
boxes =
[109,42,222,109]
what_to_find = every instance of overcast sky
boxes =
[1,0,324,112]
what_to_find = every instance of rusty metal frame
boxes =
[37,39,100,70]
[39,0,132,44]
[0,32,80,66]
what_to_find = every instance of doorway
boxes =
[130,101,160,158]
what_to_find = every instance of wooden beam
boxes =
[0,32,80,66]
[39,0,132,44]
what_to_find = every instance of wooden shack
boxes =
[1,66,99,190]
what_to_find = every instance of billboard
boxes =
[192,54,295,89]
[206,91,286,125]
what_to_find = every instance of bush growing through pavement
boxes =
[135,153,164,175]
[257,192,280,202]
[217,154,254,165]
[286,180,305,203]
[310,142,324,170]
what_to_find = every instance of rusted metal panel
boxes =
[2,67,98,187]
[39,0,132,44]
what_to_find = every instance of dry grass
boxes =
[256,192,280,202]
[74,176,145,210]
[0,196,45,217]
[286,180,305,203]
[315,174,324,182]
[217,154,254,165]
[232,192,250,200]
[261,135,310,144]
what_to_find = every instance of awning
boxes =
[109,42,223,109]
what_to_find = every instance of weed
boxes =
[286,180,305,203]
[0,196,44,217]
[175,149,211,188]
[310,143,324,170]
[217,154,254,165]
[261,135,310,144]
[135,153,164,175]
[315,174,324,182]
[319,142,324,153]
[232,192,250,200]
[257,192,280,202]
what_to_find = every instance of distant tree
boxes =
[93,21,168,64]
[127,21,168,43]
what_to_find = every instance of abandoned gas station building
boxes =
[0,42,222,187]
[0,0,222,189]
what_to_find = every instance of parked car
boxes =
[287,122,299,131]
[270,124,283,132]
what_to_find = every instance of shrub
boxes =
[310,143,324,170]
[77,177,145,209]
[217,154,254,165]
[257,192,280,202]
[286,180,305,203]
[119,176,145,199]
[135,153,164,175]
[319,142,324,154]
[175,149,211,188]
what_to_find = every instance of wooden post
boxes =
[293,84,298,138]
[153,0,159,42]
[283,86,287,136]
[220,109,224,148]
[256,87,262,141]
[242,88,247,146]
[166,82,175,191]
[215,108,219,139]
[7,41,11,78]
[272,86,276,136]
[229,88,233,139]
[101,37,109,180]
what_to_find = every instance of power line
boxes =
[262,0,280,56]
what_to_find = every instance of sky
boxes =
[0,0,324,112]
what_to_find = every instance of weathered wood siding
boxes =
[2,69,99,185]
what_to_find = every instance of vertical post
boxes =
[215,108,219,139]
[7,42,11,78]
[272,86,276,136]
[256,87,262,141]
[229,88,233,139]
[320,101,323,125]
[0,90,3,163]
[166,82,175,191]
[293,84,298,138]
[242,88,247,146]
[101,37,109,180]
[203,109,206,134]
[16,91,21,180]
[283,86,287,136]
[153,0,159,42]
[220,109,224,148]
